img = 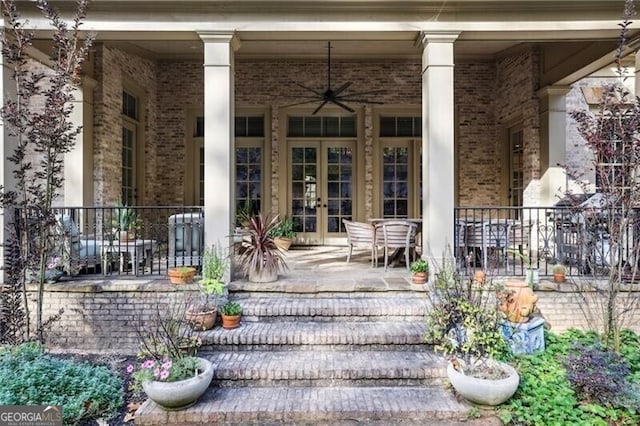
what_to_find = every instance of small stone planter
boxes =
[142,358,213,410]
[446,360,519,406]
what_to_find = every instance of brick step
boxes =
[204,350,446,387]
[134,385,474,425]
[198,321,428,351]
[228,277,426,294]
[233,296,428,322]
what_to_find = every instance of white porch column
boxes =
[64,77,96,207]
[0,44,18,282]
[537,86,570,206]
[200,32,239,254]
[419,32,458,262]
[635,50,640,96]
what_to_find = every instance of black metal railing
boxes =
[17,206,205,278]
[454,206,640,278]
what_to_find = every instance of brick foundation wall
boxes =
[29,281,200,353]
[30,282,640,353]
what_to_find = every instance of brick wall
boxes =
[93,44,158,205]
[92,44,549,212]
[29,282,200,353]
[30,282,640,353]
[495,46,541,207]
[455,60,500,206]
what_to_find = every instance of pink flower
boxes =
[161,361,172,370]
[126,365,134,373]
[153,367,161,377]
[159,370,169,380]
[141,360,155,369]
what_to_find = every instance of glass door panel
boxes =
[291,144,319,235]
[289,140,355,244]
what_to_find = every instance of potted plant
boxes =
[239,214,288,283]
[185,245,227,330]
[112,205,140,242]
[425,258,519,406]
[130,300,212,410]
[409,258,429,284]
[220,301,242,330]
[507,249,538,287]
[268,216,296,251]
[167,266,197,285]
[552,264,567,283]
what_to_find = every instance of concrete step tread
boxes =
[234,296,429,318]
[204,350,446,381]
[135,385,472,425]
[200,321,428,346]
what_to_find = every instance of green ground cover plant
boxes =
[500,329,640,425]
[0,343,123,425]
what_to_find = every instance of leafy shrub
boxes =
[500,330,640,426]
[564,343,638,410]
[0,343,124,425]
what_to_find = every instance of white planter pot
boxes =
[142,357,213,410]
[446,360,519,406]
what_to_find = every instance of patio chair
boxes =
[342,219,376,266]
[374,220,418,271]
[57,214,101,274]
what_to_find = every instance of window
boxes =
[377,114,422,219]
[236,116,265,215]
[121,90,139,205]
[288,116,356,137]
[509,127,524,209]
[594,114,638,192]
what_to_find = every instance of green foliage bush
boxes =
[499,330,640,426]
[0,343,124,425]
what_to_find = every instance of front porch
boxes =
[51,203,637,282]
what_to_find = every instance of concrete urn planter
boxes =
[446,360,519,406]
[142,358,213,410]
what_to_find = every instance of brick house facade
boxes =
[1,0,634,257]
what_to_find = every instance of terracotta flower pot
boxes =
[500,279,539,323]
[412,272,427,285]
[474,270,486,285]
[185,308,217,331]
[553,273,565,283]
[168,267,196,285]
[221,314,241,330]
[274,237,292,251]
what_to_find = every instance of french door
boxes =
[289,140,356,244]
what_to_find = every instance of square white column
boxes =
[537,86,570,206]
[64,77,96,207]
[199,32,239,254]
[420,32,458,263]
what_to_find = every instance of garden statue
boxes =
[500,279,538,323]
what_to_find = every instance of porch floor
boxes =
[230,245,422,293]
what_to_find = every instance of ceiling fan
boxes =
[283,41,384,115]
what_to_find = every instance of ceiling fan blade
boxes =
[330,98,355,113]
[312,100,330,115]
[281,99,324,108]
[338,98,385,105]
[296,83,324,97]
[332,81,352,97]
[338,89,385,97]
